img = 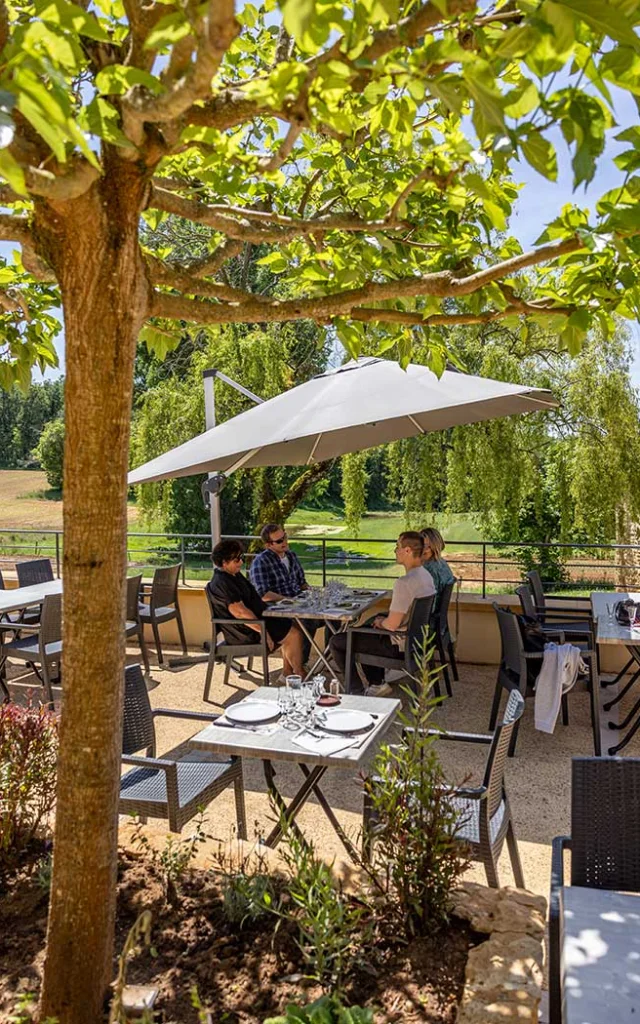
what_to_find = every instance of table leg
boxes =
[298,763,360,863]
[601,655,634,689]
[607,645,640,755]
[296,617,337,680]
[301,619,346,681]
[262,759,328,848]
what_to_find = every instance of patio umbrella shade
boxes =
[128,357,557,484]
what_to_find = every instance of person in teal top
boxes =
[420,527,455,612]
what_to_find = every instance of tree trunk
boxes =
[38,165,149,1024]
[253,461,333,538]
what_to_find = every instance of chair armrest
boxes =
[212,617,265,627]
[0,622,40,634]
[549,835,571,1024]
[426,728,493,745]
[524,650,546,659]
[450,784,488,800]
[121,753,176,771]
[152,708,223,722]
[347,625,406,637]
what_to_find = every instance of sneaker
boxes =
[365,682,393,698]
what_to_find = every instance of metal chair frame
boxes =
[120,664,247,834]
[138,564,187,666]
[0,592,62,706]
[125,573,150,676]
[431,579,458,693]
[549,757,640,1024]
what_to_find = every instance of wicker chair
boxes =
[203,585,270,702]
[15,558,54,625]
[526,569,593,638]
[138,564,187,666]
[120,663,247,834]
[516,584,594,643]
[364,688,525,888]
[0,592,62,706]
[549,757,640,1024]
[490,603,602,757]
[431,580,458,695]
[344,594,436,695]
[125,573,150,676]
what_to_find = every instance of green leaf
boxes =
[520,133,558,180]
[540,1,576,53]
[17,93,67,162]
[96,65,164,96]
[255,252,288,272]
[79,97,135,150]
[555,0,640,51]
[139,324,181,359]
[144,11,192,50]
[0,149,26,195]
[282,0,315,45]
[561,308,591,355]
[493,25,539,59]
[37,0,110,42]
[503,78,538,119]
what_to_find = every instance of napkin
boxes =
[292,733,358,756]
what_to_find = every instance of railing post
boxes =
[55,531,61,578]
[322,538,327,586]
[482,543,487,599]
[181,536,186,584]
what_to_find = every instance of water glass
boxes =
[286,674,303,706]
[329,678,340,697]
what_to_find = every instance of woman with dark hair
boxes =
[207,538,304,677]
[420,527,455,613]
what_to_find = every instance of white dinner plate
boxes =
[316,709,375,734]
[225,701,280,725]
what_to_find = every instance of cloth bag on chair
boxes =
[534,643,585,734]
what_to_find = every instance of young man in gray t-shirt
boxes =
[330,531,435,696]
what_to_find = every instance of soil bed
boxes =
[1,849,475,1023]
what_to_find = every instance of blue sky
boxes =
[24,63,640,388]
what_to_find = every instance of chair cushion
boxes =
[451,796,506,845]
[138,604,176,622]
[4,636,62,660]
[120,752,235,810]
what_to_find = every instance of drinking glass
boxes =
[286,674,303,705]
[329,678,340,697]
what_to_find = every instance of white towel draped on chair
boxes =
[534,642,585,734]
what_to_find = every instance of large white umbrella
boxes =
[128,357,557,484]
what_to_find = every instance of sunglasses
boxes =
[270,533,287,544]
[232,554,245,563]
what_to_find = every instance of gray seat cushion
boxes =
[451,796,506,844]
[5,636,62,660]
[138,604,176,622]
[120,753,234,809]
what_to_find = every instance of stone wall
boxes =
[451,881,547,1024]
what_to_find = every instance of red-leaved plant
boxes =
[0,699,59,873]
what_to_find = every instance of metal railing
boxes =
[2,527,640,597]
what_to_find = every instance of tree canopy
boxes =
[1,0,640,384]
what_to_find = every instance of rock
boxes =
[465,934,544,993]
[492,898,546,941]
[450,881,502,932]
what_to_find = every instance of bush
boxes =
[362,647,470,935]
[33,417,65,491]
[0,701,59,874]
[265,996,373,1024]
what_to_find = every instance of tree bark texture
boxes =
[38,162,150,1024]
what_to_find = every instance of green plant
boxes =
[32,417,65,492]
[0,700,59,875]
[108,911,153,1024]
[211,832,279,927]
[265,995,373,1024]
[131,811,210,904]
[35,850,53,893]
[274,826,372,994]
[361,641,470,935]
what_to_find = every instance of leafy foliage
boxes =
[0,699,59,875]
[264,997,373,1024]
[33,416,64,491]
[362,650,469,934]
[0,378,63,468]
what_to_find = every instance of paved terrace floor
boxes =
[6,646,632,903]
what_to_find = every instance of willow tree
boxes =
[1,0,640,1021]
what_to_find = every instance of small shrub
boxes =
[211,832,278,927]
[131,812,209,904]
[265,996,373,1024]
[0,700,59,874]
[361,641,470,935]
[32,418,65,492]
[275,827,372,994]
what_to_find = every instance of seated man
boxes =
[207,538,304,678]
[249,523,308,601]
[250,522,319,664]
[330,531,435,697]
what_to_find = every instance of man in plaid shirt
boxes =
[250,523,308,600]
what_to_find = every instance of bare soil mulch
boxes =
[0,848,475,1024]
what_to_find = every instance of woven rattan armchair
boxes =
[490,603,601,757]
[344,594,436,695]
[203,586,270,702]
[363,689,525,888]
[125,573,150,676]
[120,663,247,835]
[138,564,187,667]
[15,558,54,625]
[549,757,640,1024]
[0,592,62,706]
[523,572,593,641]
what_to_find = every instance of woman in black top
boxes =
[207,538,304,677]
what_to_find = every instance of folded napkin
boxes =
[292,732,358,756]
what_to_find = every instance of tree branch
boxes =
[148,183,410,240]
[145,254,266,302]
[183,89,273,131]
[123,0,240,143]
[25,159,101,203]
[351,302,575,327]
[256,121,302,173]
[0,213,34,248]
[188,238,244,278]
